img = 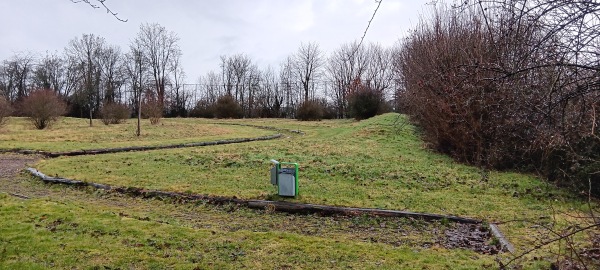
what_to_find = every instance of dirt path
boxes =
[0,153,46,198]
[0,153,37,178]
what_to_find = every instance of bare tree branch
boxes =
[500,223,600,269]
[70,0,127,22]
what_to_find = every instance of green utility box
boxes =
[270,159,299,197]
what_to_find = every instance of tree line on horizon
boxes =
[0,22,398,121]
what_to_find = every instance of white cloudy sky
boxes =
[0,0,432,83]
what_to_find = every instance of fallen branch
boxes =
[245,200,481,223]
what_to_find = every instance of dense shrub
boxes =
[214,95,243,119]
[190,100,216,118]
[21,89,66,129]
[296,100,324,121]
[141,99,163,125]
[398,5,600,195]
[318,99,337,120]
[100,102,130,125]
[0,96,13,126]
[347,84,386,120]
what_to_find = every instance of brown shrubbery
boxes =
[100,102,130,125]
[190,99,216,118]
[20,89,66,129]
[347,84,386,120]
[0,96,13,126]
[296,99,324,121]
[141,99,163,125]
[214,95,243,119]
[397,6,600,194]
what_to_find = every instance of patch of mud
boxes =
[443,223,501,254]
[0,153,38,178]
[0,153,43,197]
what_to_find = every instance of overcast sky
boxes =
[0,0,432,84]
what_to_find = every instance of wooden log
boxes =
[27,167,483,225]
[26,168,86,186]
[489,223,515,253]
[246,200,481,224]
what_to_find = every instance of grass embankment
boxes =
[0,117,274,152]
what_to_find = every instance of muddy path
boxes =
[0,153,45,198]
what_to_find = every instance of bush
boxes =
[296,100,324,121]
[141,99,163,125]
[0,96,13,126]
[319,99,337,119]
[214,95,243,119]
[347,85,386,120]
[21,89,66,129]
[398,5,600,198]
[190,99,216,118]
[100,102,130,125]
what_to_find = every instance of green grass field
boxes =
[0,189,501,269]
[1,114,596,269]
[0,117,274,152]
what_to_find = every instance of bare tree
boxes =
[65,33,105,126]
[293,42,324,102]
[169,53,187,117]
[280,56,300,118]
[32,52,65,96]
[257,66,282,117]
[364,43,393,94]
[124,44,147,136]
[98,44,123,103]
[0,53,35,103]
[133,23,181,111]
[218,53,261,117]
[327,41,368,117]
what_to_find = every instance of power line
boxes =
[357,0,383,50]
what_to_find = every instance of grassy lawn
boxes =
[0,188,500,269]
[36,114,587,219]
[4,113,596,268]
[0,117,275,152]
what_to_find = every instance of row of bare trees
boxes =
[0,23,183,127]
[193,41,395,119]
[1,33,397,121]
